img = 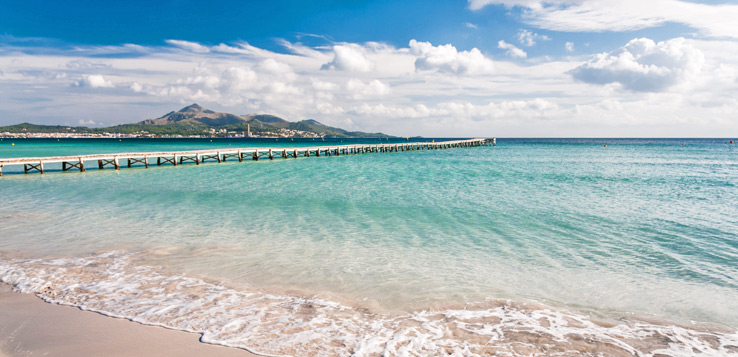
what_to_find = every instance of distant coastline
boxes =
[0,103,395,139]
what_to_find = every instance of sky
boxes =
[1,0,737,137]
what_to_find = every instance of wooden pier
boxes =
[0,138,493,177]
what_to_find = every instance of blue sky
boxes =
[1,0,737,136]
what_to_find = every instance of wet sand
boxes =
[0,284,256,357]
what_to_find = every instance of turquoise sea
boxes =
[1,138,737,355]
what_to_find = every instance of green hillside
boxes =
[0,104,395,138]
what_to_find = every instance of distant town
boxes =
[0,104,392,139]
[0,126,321,139]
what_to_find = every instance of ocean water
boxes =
[1,138,737,356]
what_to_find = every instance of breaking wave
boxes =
[1,251,737,356]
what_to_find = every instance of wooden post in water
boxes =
[1,139,486,177]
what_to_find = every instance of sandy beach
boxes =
[0,284,255,357]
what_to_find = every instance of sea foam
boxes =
[2,251,737,356]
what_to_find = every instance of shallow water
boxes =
[1,138,737,355]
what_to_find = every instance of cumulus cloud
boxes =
[73,74,113,88]
[517,29,550,47]
[409,39,494,75]
[321,44,375,72]
[144,60,304,107]
[166,39,210,53]
[569,37,705,92]
[78,119,100,126]
[351,98,558,119]
[468,0,738,39]
[130,82,144,92]
[4,34,738,137]
[346,79,390,99]
[257,59,292,74]
[312,79,338,91]
[498,40,527,58]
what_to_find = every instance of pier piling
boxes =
[0,138,490,177]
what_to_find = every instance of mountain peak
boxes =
[179,103,203,113]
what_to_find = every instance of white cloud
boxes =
[409,39,494,75]
[565,42,574,52]
[312,79,338,91]
[165,39,211,53]
[78,119,100,126]
[346,79,390,99]
[468,0,543,11]
[130,82,144,92]
[498,40,527,58]
[468,0,738,39]
[321,44,375,72]
[257,59,292,75]
[351,98,558,119]
[517,29,550,47]
[73,74,113,88]
[3,35,738,137]
[65,60,111,70]
[569,37,705,92]
[465,22,478,29]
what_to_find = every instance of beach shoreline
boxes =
[0,283,256,357]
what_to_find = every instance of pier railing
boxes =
[0,138,494,176]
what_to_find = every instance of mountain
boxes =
[128,104,390,138]
[0,104,394,138]
[139,103,245,127]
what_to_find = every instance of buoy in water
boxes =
[731,141,734,144]
[604,144,607,147]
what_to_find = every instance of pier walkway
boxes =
[0,138,494,176]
